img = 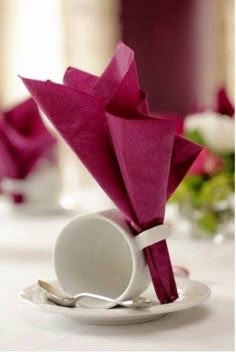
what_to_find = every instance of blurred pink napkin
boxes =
[21,42,202,304]
[215,87,234,117]
[0,98,56,202]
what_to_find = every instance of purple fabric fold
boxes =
[215,87,234,117]
[0,98,56,180]
[21,42,202,304]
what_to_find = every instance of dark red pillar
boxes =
[121,0,216,114]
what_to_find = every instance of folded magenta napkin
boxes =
[21,42,202,304]
[0,98,56,180]
[215,87,234,117]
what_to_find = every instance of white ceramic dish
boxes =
[19,277,211,325]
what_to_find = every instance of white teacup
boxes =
[54,209,171,308]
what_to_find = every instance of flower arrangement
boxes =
[170,88,235,238]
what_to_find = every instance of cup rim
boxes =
[53,211,139,307]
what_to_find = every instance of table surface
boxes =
[0,205,234,351]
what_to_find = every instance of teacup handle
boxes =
[135,224,171,250]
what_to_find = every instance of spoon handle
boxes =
[73,292,128,307]
[73,293,152,308]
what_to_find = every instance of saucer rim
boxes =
[19,277,211,323]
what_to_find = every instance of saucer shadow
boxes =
[62,304,211,335]
[21,303,210,336]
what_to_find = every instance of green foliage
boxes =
[197,211,218,234]
[171,117,235,235]
[169,171,234,234]
[221,153,235,173]
[185,130,205,145]
[199,173,234,207]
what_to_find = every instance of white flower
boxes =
[184,111,235,154]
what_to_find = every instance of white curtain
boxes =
[224,0,234,98]
[0,0,66,108]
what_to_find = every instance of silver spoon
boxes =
[37,280,152,309]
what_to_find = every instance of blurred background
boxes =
[0,2,235,350]
[0,0,234,108]
[0,0,234,240]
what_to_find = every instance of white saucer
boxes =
[19,278,210,325]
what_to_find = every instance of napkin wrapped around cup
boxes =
[0,98,56,202]
[21,42,202,304]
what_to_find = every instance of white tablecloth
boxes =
[0,208,234,351]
